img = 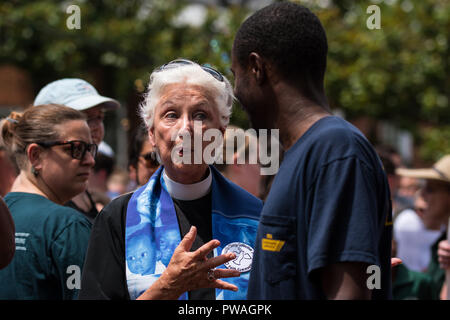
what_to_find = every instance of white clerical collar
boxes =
[162,168,212,201]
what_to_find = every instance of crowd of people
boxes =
[0,2,448,300]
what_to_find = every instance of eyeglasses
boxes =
[140,152,159,168]
[36,140,98,160]
[155,59,224,82]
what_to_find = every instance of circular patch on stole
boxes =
[221,242,254,273]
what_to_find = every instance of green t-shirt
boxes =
[393,264,436,300]
[0,192,91,300]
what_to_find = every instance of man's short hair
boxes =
[234,2,328,87]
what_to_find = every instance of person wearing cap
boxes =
[396,155,450,299]
[34,78,120,221]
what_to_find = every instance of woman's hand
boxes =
[438,240,450,270]
[137,226,240,300]
[391,257,402,268]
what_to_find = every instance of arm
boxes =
[51,215,91,300]
[307,157,391,299]
[319,262,372,300]
[0,196,15,269]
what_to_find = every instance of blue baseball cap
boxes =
[33,78,120,111]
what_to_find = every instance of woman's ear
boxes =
[26,143,43,171]
[220,126,226,136]
[148,127,156,148]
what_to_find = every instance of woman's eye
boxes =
[193,112,207,120]
[165,112,177,119]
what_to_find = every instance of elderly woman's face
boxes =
[150,83,224,183]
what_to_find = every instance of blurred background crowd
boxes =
[0,0,449,300]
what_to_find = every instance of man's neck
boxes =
[274,88,331,150]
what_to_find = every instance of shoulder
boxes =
[7,192,90,226]
[93,192,133,235]
[101,192,133,218]
[287,116,380,173]
[314,118,383,175]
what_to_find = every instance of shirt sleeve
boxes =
[78,195,131,300]
[306,156,384,276]
[50,216,91,300]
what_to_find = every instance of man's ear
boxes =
[248,52,266,85]
[27,143,43,171]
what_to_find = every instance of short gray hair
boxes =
[139,62,234,129]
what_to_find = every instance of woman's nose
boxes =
[178,115,193,135]
[82,149,96,167]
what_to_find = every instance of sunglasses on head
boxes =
[155,59,224,82]
[140,152,159,168]
[36,140,98,160]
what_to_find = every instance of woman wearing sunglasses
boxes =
[80,59,263,300]
[128,125,159,188]
[0,104,96,299]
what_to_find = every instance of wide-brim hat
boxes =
[33,78,119,111]
[396,155,450,183]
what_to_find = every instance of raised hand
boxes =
[137,226,240,300]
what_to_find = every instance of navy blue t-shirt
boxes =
[247,116,392,299]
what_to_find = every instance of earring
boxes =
[31,166,38,177]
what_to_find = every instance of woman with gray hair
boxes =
[80,59,263,300]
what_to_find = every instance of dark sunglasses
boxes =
[155,59,224,82]
[140,152,159,168]
[36,140,98,160]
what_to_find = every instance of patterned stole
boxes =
[125,166,262,300]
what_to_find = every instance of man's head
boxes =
[396,155,450,225]
[34,78,120,145]
[232,2,328,125]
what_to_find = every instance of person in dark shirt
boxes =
[79,59,263,300]
[33,78,119,221]
[230,2,392,299]
[127,125,160,189]
[0,104,94,299]
[0,196,14,270]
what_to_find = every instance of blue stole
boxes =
[125,166,262,300]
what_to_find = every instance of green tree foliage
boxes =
[0,0,250,127]
[0,0,448,160]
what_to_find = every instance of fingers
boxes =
[438,240,450,252]
[178,226,197,252]
[193,238,221,260]
[438,240,450,269]
[213,279,239,292]
[390,257,402,268]
[204,252,237,270]
[211,268,241,279]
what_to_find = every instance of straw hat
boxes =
[396,155,450,183]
